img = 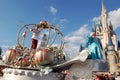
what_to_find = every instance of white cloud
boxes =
[1,45,9,49]
[59,19,67,23]
[52,18,67,29]
[63,43,79,60]
[53,18,67,24]
[92,16,101,24]
[50,6,57,15]
[65,24,90,44]
[108,8,120,30]
[63,24,90,59]
[3,40,12,43]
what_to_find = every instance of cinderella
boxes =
[86,32,103,59]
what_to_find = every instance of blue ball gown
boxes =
[86,36,103,59]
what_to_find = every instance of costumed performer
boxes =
[86,32,103,59]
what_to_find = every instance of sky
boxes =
[0,0,120,59]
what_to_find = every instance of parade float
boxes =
[0,20,119,80]
[1,2,120,80]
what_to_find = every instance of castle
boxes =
[79,1,120,61]
[90,1,120,74]
[92,1,117,51]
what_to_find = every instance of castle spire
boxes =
[101,0,108,31]
[102,0,106,13]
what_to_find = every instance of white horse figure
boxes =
[78,48,91,62]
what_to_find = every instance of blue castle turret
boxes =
[109,21,113,31]
[79,44,83,52]
[107,36,114,51]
